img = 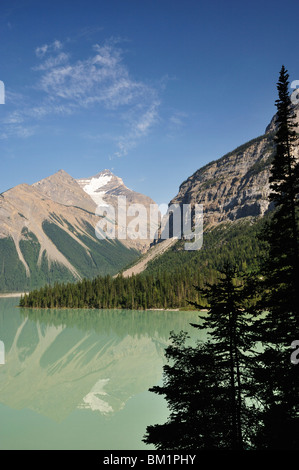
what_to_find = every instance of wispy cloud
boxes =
[113,100,160,158]
[169,111,188,128]
[35,40,154,111]
[1,38,162,152]
[0,124,36,140]
[3,110,24,125]
[33,52,69,71]
[35,40,62,58]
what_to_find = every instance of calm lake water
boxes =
[0,298,201,450]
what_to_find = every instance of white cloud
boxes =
[33,52,69,71]
[3,38,162,153]
[3,111,24,125]
[134,101,160,135]
[0,124,36,140]
[35,40,63,58]
[113,100,160,158]
[35,41,152,111]
[53,40,62,50]
[35,44,48,58]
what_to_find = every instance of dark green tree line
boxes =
[19,219,265,310]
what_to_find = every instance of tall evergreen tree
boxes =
[189,266,259,450]
[261,65,299,332]
[144,267,259,450]
[254,66,299,449]
[143,332,235,450]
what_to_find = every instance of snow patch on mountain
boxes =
[77,171,112,207]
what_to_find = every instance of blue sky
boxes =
[1,0,299,205]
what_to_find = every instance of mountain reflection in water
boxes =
[0,299,200,424]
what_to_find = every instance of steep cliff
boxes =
[123,105,299,277]
[170,104,299,229]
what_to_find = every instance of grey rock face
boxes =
[170,134,273,228]
[168,103,299,229]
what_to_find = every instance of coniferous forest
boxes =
[19,67,299,450]
[19,218,264,309]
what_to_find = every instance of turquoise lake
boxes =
[0,298,200,450]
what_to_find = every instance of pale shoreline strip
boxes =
[0,293,28,298]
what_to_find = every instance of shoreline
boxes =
[16,304,206,312]
[0,293,28,298]
[0,294,207,311]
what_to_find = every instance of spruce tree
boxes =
[189,266,260,450]
[261,65,299,333]
[143,332,234,450]
[144,267,259,450]
[254,65,299,449]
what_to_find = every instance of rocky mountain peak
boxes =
[76,170,127,206]
[169,133,274,229]
[168,102,299,231]
[77,170,158,252]
[32,169,96,212]
[93,169,115,178]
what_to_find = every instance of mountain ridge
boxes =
[121,105,299,277]
[0,169,154,292]
[169,104,299,229]
[3,103,299,291]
